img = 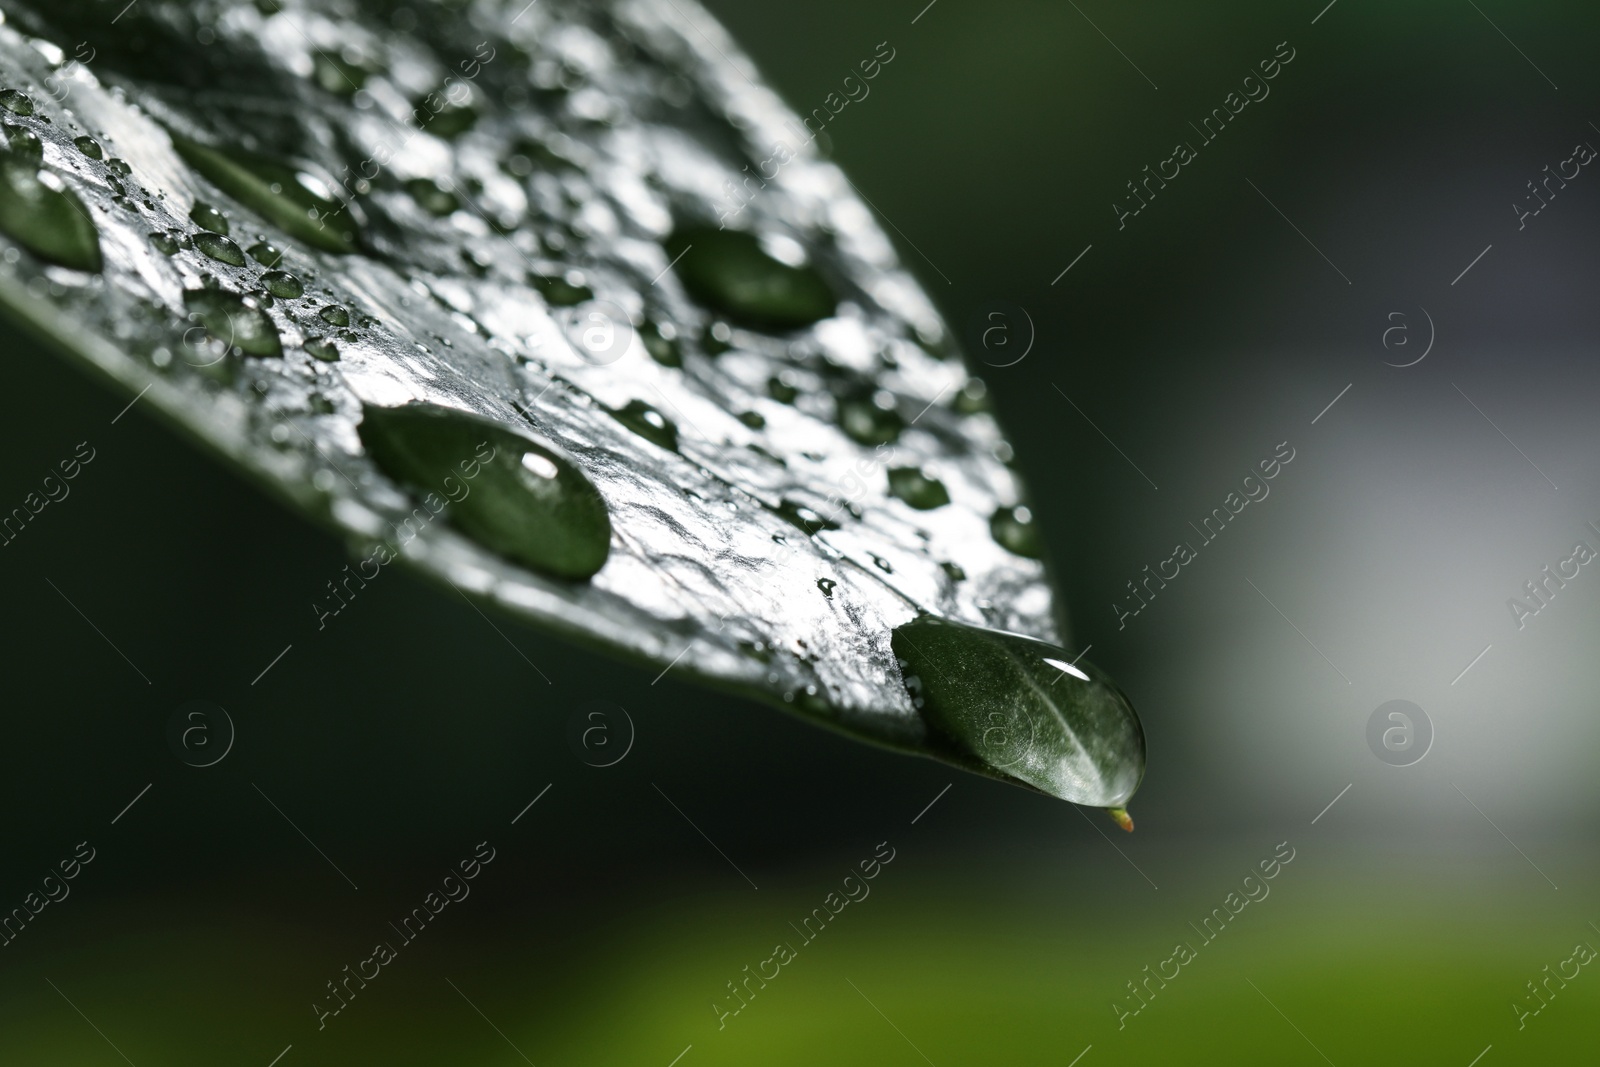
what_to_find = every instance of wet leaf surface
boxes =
[0,0,1140,805]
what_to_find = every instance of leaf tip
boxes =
[1108,806,1134,833]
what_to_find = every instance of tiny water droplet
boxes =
[189,200,229,234]
[702,320,733,355]
[319,304,350,327]
[610,399,678,452]
[357,402,612,580]
[182,287,282,357]
[72,135,102,160]
[990,505,1042,559]
[532,269,592,306]
[872,555,893,574]
[767,372,799,404]
[816,577,836,598]
[149,230,181,255]
[888,466,950,510]
[640,320,680,367]
[954,377,990,414]
[774,499,837,536]
[737,410,765,429]
[837,390,903,446]
[194,231,247,266]
[665,228,835,329]
[261,270,303,298]
[106,158,131,177]
[405,177,459,216]
[304,336,339,361]
[940,561,966,583]
[0,161,101,271]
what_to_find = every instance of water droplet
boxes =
[872,555,893,574]
[247,241,283,267]
[990,505,1042,559]
[737,410,765,429]
[194,231,247,266]
[189,200,229,234]
[665,228,835,329]
[837,390,903,445]
[2,124,42,165]
[610,399,678,452]
[0,161,101,272]
[767,372,799,404]
[172,137,359,254]
[357,402,612,580]
[405,177,459,216]
[313,52,370,95]
[640,320,680,366]
[72,135,102,160]
[182,287,282,357]
[888,466,950,510]
[532,269,592,306]
[415,93,478,138]
[0,89,35,116]
[150,231,181,255]
[304,336,340,361]
[816,577,836,598]
[954,377,990,414]
[319,304,350,327]
[702,320,733,355]
[890,615,1145,808]
[261,270,303,298]
[106,157,131,177]
[940,561,966,583]
[774,499,837,536]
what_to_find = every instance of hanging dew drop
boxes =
[890,615,1145,817]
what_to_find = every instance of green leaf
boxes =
[0,0,1143,810]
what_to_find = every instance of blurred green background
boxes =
[3,0,1599,1063]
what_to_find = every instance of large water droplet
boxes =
[319,304,350,327]
[189,200,230,234]
[891,615,1145,810]
[171,137,359,253]
[0,89,35,116]
[664,228,835,330]
[990,505,1042,559]
[3,123,42,165]
[357,402,612,581]
[261,270,303,298]
[194,231,247,266]
[182,287,282,357]
[610,399,678,452]
[888,466,950,510]
[0,160,102,272]
[72,135,102,160]
[247,241,283,267]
